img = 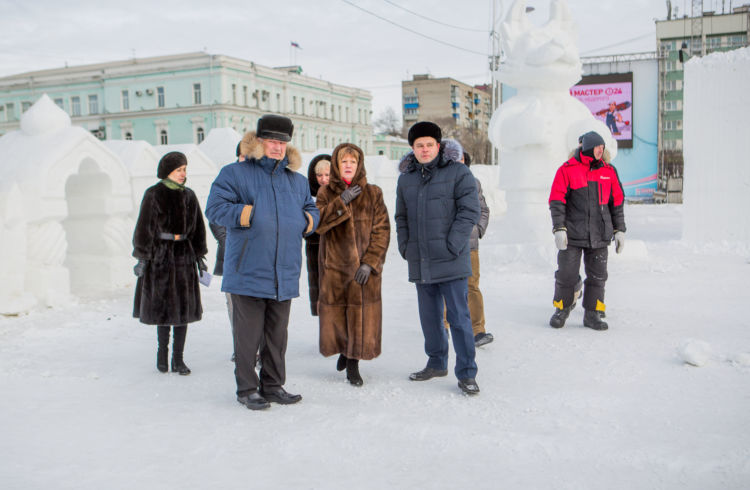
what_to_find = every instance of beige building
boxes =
[402,75,491,133]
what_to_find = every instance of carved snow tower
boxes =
[488,0,617,243]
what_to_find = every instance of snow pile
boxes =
[1,205,749,489]
[683,46,750,249]
[677,339,713,367]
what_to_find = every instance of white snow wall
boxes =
[683,47,750,246]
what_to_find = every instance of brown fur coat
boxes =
[316,143,390,360]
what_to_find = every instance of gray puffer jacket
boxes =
[470,179,489,250]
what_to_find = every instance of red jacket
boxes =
[548,150,626,249]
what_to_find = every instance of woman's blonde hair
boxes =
[315,159,331,174]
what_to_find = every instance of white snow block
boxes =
[677,339,713,367]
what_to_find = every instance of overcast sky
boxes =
[1,0,713,118]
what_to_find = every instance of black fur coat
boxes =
[132,182,207,325]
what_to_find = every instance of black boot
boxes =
[346,358,363,386]
[157,326,170,373]
[336,354,347,372]
[549,304,575,328]
[171,325,191,375]
[583,310,609,331]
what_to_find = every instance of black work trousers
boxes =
[231,294,291,396]
[553,245,609,311]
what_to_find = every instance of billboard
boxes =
[570,73,633,149]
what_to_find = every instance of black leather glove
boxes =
[133,259,147,277]
[197,257,208,272]
[354,263,372,285]
[340,185,362,205]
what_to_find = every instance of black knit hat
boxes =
[408,121,442,146]
[157,151,187,179]
[580,131,605,152]
[257,114,293,142]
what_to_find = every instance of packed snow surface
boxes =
[1,204,748,489]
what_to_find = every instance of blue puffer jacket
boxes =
[205,132,319,301]
[395,151,479,284]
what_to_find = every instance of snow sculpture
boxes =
[488,0,617,242]
[0,94,134,308]
[198,127,242,168]
[0,183,37,314]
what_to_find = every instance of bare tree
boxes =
[373,106,403,137]
[432,117,492,165]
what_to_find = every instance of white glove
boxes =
[554,230,567,250]
[614,231,625,254]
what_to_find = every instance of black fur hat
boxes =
[408,121,442,146]
[257,114,294,142]
[581,131,605,152]
[157,151,188,179]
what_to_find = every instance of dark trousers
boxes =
[231,294,291,396]
[554,245,609,311]
[416,278,477,380]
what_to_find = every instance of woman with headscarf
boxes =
[315,143,390,386]
[132,151,207,375]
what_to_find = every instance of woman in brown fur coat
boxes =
[315,143,390,386]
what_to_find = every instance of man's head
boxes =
[257,114,294,160]
[580,131,606,161]
[408,121,442,164]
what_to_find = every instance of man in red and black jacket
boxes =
[548,131,626,331]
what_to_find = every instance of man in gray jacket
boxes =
[395,122,481,395]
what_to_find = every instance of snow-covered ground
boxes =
[1,204,748,490]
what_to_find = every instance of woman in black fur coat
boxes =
[132,151,208,375]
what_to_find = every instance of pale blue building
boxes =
[0,52,374,153]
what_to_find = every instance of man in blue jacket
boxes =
[395,121,481,395]
[206,114,319,410]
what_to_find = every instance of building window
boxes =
[160,130,168,145]
[125,132,133,140]
[338,106,342,121]
[664,100,680,111]
[71,96,81,116]
[728,35,747,48]
[243,86,248,106]
[21,101,31,113]
[664,120,682,131]
[196,127,205,143]
[276,93,281,112]
[232,84,237,105]
[707,36,722,51]
[404,108,418,116]
[358,108,362,123]
[88,95,99,115]
[54,98,64,109]
[157,87,165,108]
[666,60,677,71]
[193,83,202,105]
[121,90,129,110]
[292,96,297,114]
[301,97,305,115]
[5,103,15,121]
[346,107,349,122]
